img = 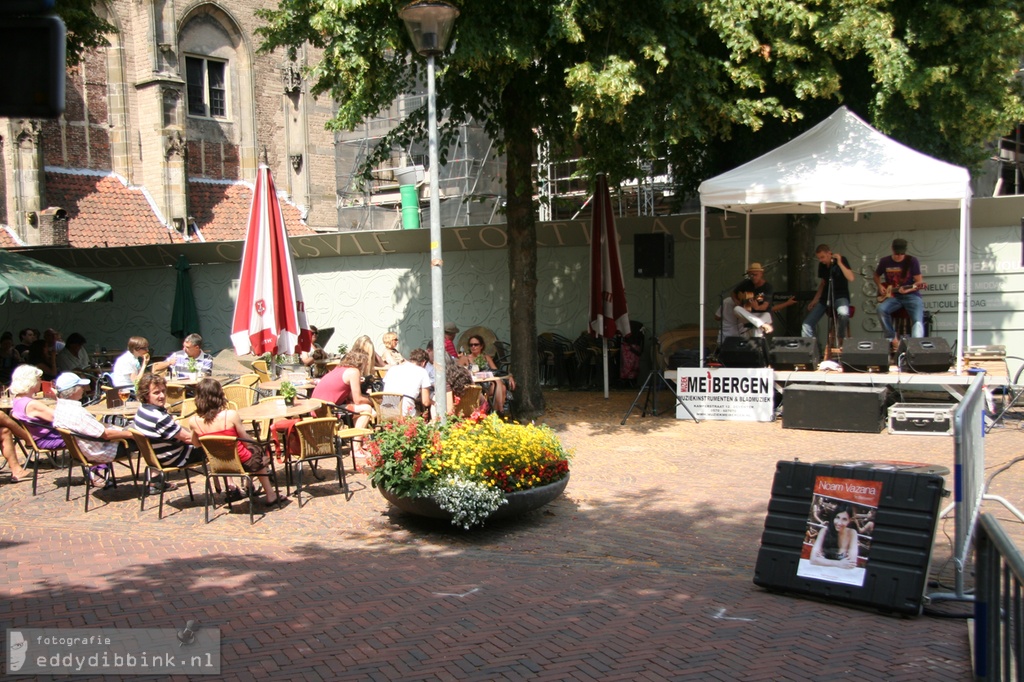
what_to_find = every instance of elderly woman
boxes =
[132,373,204,493]
[0,368,33,482]
[9,364,64,457]
[188,378,279,506]
[379,331,405,366]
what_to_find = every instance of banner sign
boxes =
[675,367,774,422]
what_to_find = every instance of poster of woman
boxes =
[796,476,883,587]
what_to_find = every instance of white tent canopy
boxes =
[697,106,973,370]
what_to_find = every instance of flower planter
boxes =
[380,474,570,523]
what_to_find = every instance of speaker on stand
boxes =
[622,234,697,424]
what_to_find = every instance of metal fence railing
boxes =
[974,512,1024,681]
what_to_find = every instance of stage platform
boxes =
[665,367,1005,403]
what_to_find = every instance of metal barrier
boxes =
[975,512,1024,681]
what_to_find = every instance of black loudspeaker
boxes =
[718,336,768,368]
[770,337,820,371]
[783,384,889,433]
[840,338,890,373]
[897,337,952,373]
[634,233,674,278]
[754,460,945,615]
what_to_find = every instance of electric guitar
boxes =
[876,281,924,302]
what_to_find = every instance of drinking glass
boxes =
[118,388,131,404]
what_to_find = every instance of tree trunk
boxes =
[504,97,544,421]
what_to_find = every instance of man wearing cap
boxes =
[443,323,459,360]
[874,238,926,342]
[51,372,132,487]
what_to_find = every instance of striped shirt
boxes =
[132,404,192,467]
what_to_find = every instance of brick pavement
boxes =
[1,389,1022,680]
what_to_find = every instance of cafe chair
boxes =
[455,385,482,418]
[251,360,271,383]
[164,383,188,416]
[10,416,67,496]
[58,428,136,513]
[290,417,348,507]
[223,384,259,409]
[179,397,197,420]
[237,373,261,390]
[197,435,277,525]
[368,392,405,423]
[129,430,202,519]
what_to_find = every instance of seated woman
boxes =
[9,364,64,468]
[26,339,58,382]
[351,335,384,373]
[310,349,374,456]
[188,378,280,505]
[132,373,204,492]
[379,331,405,367]
[458,334,516,415]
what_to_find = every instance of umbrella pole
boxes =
[602,337,610,399]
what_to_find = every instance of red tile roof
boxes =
[188,179,313,242]
[41,170,313,248]
[45,171,183,247]
[0,226,23,248]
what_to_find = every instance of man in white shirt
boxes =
[382,348,433,416]
[51,373,132,487]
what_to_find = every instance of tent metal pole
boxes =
[955,196,967,373]
[699,207,707,367]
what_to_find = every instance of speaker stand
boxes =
[621,277,699,425]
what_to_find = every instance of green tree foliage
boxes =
[257,0,1024,419]
[57,0,115,66]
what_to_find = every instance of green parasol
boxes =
[0,249,112,304]
[170,254,200,339]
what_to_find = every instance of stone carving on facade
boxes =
[290,154,303,173]
[282,62,303,94]
[165,130,187,159]
[16,119,40,148]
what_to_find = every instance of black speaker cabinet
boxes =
[783,384,889,433]
[754,460,945,615]
[718,336,768,368]
[897,337,952,373]
[840,338,890,373]
[770,337,820,370]
[633,233,674,278]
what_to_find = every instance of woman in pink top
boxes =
[188,378,279,505]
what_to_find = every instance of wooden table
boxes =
[86,402,140,419]
[167,373,238,388]
[237,398,323,445]
[258,379,315,392]
[237,398,323,422]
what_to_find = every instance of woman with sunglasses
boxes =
[458,335,515,415]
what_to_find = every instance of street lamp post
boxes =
[399,0,459,420]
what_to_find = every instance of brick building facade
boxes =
[0,0,322,249]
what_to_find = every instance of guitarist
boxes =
[873,238,926,344]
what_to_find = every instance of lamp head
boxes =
[399,0,459,57]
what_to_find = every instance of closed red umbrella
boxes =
[230,164,312,357]
[589,174,630,397]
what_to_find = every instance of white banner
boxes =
[675,367,775,422]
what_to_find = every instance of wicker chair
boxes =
[197,435,277,524]
[129,430,202,519]
[290,417,347,506]
[10,416,66,496]
[58,428,135,512]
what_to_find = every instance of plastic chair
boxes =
[290,417,347,507]
[129,430,202,519]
